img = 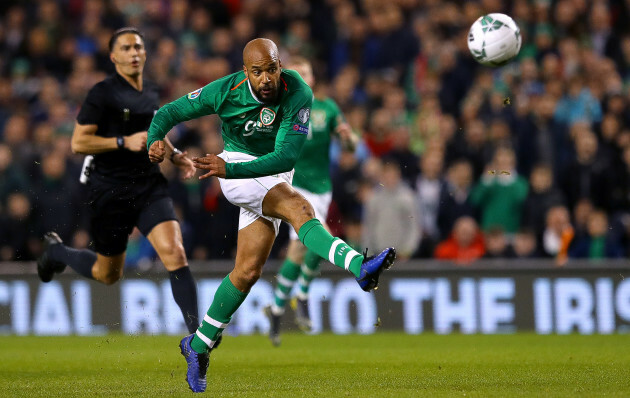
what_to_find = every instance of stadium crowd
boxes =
[1,0,630,266]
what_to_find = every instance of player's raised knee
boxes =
[291,193,315,219]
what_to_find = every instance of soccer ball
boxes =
[468,13,522,67]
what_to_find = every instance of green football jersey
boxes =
[147,69,313,179]
[292,97,344,194]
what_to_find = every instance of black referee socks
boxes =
[169,266,200,334]
[49,244,97,280]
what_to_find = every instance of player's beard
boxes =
[254,83,278,103]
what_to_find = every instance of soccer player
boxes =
[263,57,358,346]
[147,38,396,393]
[36,28,204,337]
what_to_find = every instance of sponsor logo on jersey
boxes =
[245,119,275,136]
[292,124,309,134]
[260,108,276,125]
[187,88,202,99]
[298,107,311,124]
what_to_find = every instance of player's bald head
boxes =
[243,38,279,66]
[242,38,282,103]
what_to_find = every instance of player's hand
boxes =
[192,154,226,179]
[148,140,166,163]
[126,131,148,152]
[172,151,196,180]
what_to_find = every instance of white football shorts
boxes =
[217,151,294,235]
[288,187,332,240]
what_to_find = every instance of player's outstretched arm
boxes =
[147,80,225,152]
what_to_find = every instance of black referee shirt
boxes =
[76,72,161,182]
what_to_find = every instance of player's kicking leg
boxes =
[181,217,275,393]
[262,184,396,292]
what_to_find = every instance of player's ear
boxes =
[243,65,248,78]
[278,59,283,69]
[110,53,117,64]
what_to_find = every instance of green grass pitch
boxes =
[0,332,628,397]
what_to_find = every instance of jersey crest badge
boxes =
[260,108,276,125]
[298,107,310,124]
[187,88,202,100]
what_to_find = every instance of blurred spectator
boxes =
[332,149,364,223]
[543,205,575,265]
[598,113,623,162]
[554,75,602,126]
[415,150,445,256]
[31,150,83,242]
[610,144,630,213]
[569,210,624,259]
[483,227,511,259]
[411,95,442,155]
[445,119,492,179]
[3,114,35,168]
[561,129,613,211]
[510,228,542,259]
[434,216,485,265]
[384,128,420,188]
[362,161,419,260]
[437,159,475,240]
[512,93,567,177]
[522,164,565,235]
[470,147,529,233]
[572,198,595,240]
[0,193,36,261]
[364,108,395,156]
[0,143,30,208]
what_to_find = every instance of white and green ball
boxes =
[468,13,522,67]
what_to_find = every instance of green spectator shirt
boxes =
[293,97,344,194]
[147,69,313,179]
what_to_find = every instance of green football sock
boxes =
[297,249,321,298]
[191,275,247,354]
[298,219,363,278]
[273,259,301,313]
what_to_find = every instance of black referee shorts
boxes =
[87,174,177,256]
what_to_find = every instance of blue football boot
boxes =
[356,247,396,292]
[179,334,209,393]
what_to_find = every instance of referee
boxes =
[37,28,202,336]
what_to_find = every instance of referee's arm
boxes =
[71,123,147,154]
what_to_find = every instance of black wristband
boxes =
[116,136,125,149]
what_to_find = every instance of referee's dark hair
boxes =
[108,27,144,52]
